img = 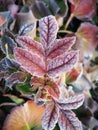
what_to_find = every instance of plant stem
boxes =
[58,30,73,34]
[0,103,17,107]
[65,13,74,30]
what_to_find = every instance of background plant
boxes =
[0,0,98,130]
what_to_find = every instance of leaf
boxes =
[0,11,10,27]
[5,71,27,88]
[15,10,36,38]
[47,36,76,59]
[56,94,84,110]
[16,84,33,95]
[72,75,92,91]
[14,16,79,78]
[0,71,8,81]
[54,0,68,16]
[4,94,24,104]
[68,0,96,20]
[0,58,8,72]
[5,57,20,69]
[18,23,35,36]
[24,0,35,6]
[58,109,83,130]
[16,36,44,57]
[30,77,44,86]
[48,0,60,15]
[47,51,79,77]
[31,1,51,19]
[74,22,98,59]
[30,76,60,98]
[39,15,58,49]
[66,64,83,83]
[42,102,59,130]
[0,15,5,26]
[31,0,68,17]
[1,35,16,55]
[3,101,45,130]
[76,22,98,50]
[45,80,60,99]
[14,47,45,77]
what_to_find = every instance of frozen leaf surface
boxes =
[18,23,35,36]
[48,36,76,59]
[56,94,84,110]
[58,110,83,130]
[48,51,79,77]
[14,15,78,77]
[39,15,58,49]
[14,47,45,76]
[42,102,59,130]
[16,36,44,56]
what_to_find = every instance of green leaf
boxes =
[16,84,33,95]
[4,94,24,104]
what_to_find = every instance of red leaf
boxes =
[30,77,44,86]
[16,36,44,57]
[42,102,59,130]
[74,22,98,59]
[56,94,84,110]
[66,64,82,83]
[47,51,79,77]
[14,47,46,77]
[0,16,5,26]
[45,81,60,99]
[39,15,58,49]
[14,16,79,78]
[31,76,60,99]
[47,36,76,59]
[68,0,96,20]
[77,22,98,49]
[58,109,83,130]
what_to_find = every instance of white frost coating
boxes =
[42,103,59,130]
[39,15,58,49]
[56,94,84,110]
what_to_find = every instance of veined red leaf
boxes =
[47,36,76,59]
[42,102,59,130]
[68,0,96,20]
[47,51,79,77]
[39,15,58,49]
[56,94,84,110]
[14,47,45,77]
[58,110,83,130]
[30,76,60,99]
[30,77,45,86]
[3,101,45,130]
[16,36,44,56]
[45,81,60,99]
